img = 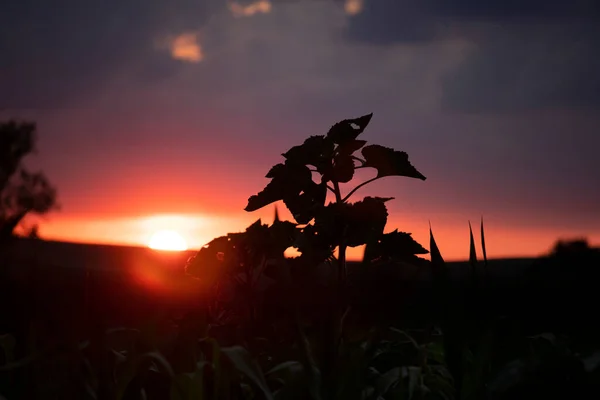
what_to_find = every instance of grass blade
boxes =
[468,221,478,288]
[430,223,464,400]
[429,223,448,305]
[468,221,478,266]
[480,217,488,268]
[429,222,446,271]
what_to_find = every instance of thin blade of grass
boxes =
[429,222,446,271]
[480,217,488,268]
[468,221,478,266]
[468,221,478,286]
[430,223,464,400]
[429,222,448,302]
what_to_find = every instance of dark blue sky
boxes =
[1,0,599,258]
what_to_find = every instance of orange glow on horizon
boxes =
[36,209,600,262]
[148,230,188,251]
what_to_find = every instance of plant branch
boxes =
[351,155,366,165]
[342,176,381,202]
[332,181,343,203]
[327,185,337,195]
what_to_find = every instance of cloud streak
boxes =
[228,0,272,17]
[164,32,204,63]
[0,0,219,109]
[344,0,364,15]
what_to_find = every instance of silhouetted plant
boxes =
[0,120,58,239]
[244,113,426,280]
[236,113,431,399]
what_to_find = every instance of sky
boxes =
[1,0,600,260]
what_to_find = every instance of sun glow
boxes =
[148,230,188,251]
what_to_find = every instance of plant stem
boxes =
[332,181,347,285]
[326,180,347,399]
[332,181,343,203]
[342,176,381,202]
[351,155,366,165]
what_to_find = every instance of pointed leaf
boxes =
[346,197,391,247]
[405,366,421,400]
[469,221,478,278]
[326,113,373,144]
[429,223,446,270]
[245,162,313,212]
[313,197,391,248]
[361,144,426,180]
[429,224,449,302]
[265,360,308,398]
[328,153,354,183]
[374,367,402,398]
[389,328,420,351]
[365,229,428,264]
[282,135,335,173]
[337,139,367,155]
[283,181,327,224]
[221,346,274,400]
[481,217,488,268]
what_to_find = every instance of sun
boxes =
[148,230,188,251]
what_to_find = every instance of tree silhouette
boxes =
[0,120,58,239]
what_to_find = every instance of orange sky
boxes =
[37,207,598,262]
[5,0,600,261]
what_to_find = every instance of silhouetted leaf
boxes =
[326,113,373,145]
[221,346,273,400]
[313,197,391,247]
[293,226,334,268]
[284,181,327,224]
[327,153,354,183]
[361,144,426,180]
[282,135,335,173]
[116,351,175,400]
[266,361,308,399]
[266,163,285,178]
[185,235,233,284]
[404,366,421,400]
[269,219,298,253]
[337,139,367,155]
[346,197,391,246]
[373,367,401,398]
[365,230,428,264]
[245,162,313,212]
[185,217,296,287]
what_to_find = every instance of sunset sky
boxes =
[2,0,599,260]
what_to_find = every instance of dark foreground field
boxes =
[0,237,599,399]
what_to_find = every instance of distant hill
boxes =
[1,237,537,284]
[1,237,195,272]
